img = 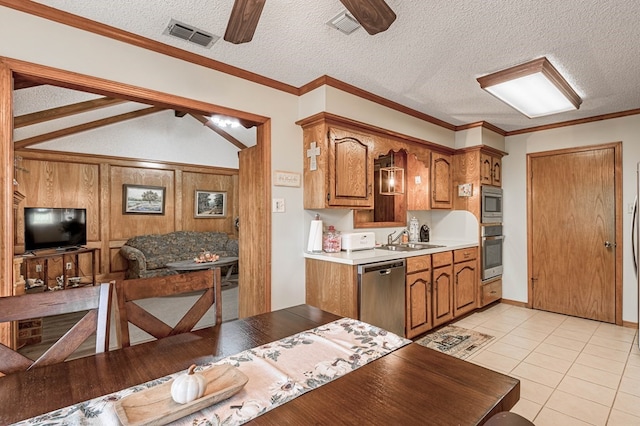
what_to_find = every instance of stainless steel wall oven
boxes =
[481,186,503,224]
[481,225,503,280]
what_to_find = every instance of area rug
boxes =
[415,325,494,359]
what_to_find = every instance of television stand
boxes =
[22,247,98,290]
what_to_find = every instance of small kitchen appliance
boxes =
[341,232,376,251]
[419,225,430,242]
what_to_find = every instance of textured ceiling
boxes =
[29,0,640,132]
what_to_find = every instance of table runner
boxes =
[13,318,410,425]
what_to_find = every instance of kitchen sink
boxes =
[378,243,445,251]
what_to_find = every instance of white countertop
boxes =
[303,239,478,265]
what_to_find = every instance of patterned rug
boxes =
[414,325,494,359]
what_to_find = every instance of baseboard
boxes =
[499,298,529,308]
[622,320,638,329]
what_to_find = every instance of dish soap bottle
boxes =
[409,217,419,242]
[323,225,342,253]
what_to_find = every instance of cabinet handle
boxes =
[490,291,497,294]
[327,192,330,202]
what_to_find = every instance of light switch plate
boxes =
[272,198,285,213]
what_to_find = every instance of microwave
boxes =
[481,186,503,223]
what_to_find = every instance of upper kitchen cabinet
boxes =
[431,152,453,209]
[300,118,374,209]
[453,146,506,220]
[406,151,453,210]
[480,152,502,187]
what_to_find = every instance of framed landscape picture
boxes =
[195,190,227,218]
[123,184,166,215]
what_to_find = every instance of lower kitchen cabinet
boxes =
[305,258,358,318]
[453,248,478,317]
[480,276,502,307]
[406,255,432,339]
[432,251,454,327]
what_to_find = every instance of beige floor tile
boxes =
[627,352,640,367]
[566,363,622,390]
[510,398,541,422]
[560,316,600,333]
[518,320,559,334]
[499,333,541,351]
[533,407,592,426]
[476,319,519,334]
[618,376,640,398]
[582,343,629,363]
[545,390,609,425]
[509,326,550,342]
[485,341,532,361]
[512,375,554,405]
[557,376,616,407]
[588,335,633,353]
[544,334,587,351]
[531,310,568,324]
[606,409,640,426]
[471,350,520,374]
[575,353,626,375]
[535,342,581,362]
[623,364,640,380]
[524,351,573,374]
[511,362,564,388]
[613,392,640,418]
[552,327,593,343]
[593,323,636,343]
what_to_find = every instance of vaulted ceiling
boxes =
[16,1,640,133]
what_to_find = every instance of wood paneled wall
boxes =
[14,150,238,279]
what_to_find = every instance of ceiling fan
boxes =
[223,0,397,44]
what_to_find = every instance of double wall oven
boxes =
[481,185,504,281]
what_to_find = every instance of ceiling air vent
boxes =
[163,19,219,48]
[326,11,361,35]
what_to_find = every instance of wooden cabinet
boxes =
[305,258,358,318]
[431,251,454,327]
[430,152,453,209]
[407,151,453,210]
[453,248,477,317]
[301,120,374,209]
[480,152,502,187]
[406,255,432,338]
[22,248,98,290]
[480,276,502,307]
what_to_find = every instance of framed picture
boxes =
[195,190,227,218]
[123,184,166,215]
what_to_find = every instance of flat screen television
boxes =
[24,207,87,252]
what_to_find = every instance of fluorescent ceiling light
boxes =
[477,57,582,118]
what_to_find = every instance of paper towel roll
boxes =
[307,219,323,252]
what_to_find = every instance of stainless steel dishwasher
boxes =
[358,259,406,336]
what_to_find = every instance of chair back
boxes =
[0,282,113,376]
[114,268,221,348]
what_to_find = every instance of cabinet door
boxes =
[491,156,502,186]
[432,263,453,327]
[480,152,493,185]
[328,128,373,208]
[406,152,430,210]
[454,259,477,317]
[406,270,432,338]
[431,152,452,209]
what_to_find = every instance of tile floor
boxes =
[451,303,640,426]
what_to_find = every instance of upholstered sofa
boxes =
[120,231,239,279]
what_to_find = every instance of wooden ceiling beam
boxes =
[14,106,163,149]
[223,0,266,44]
[189,114,248,150]
[14,97,127,129]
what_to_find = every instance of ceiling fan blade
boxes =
[339,0,396,35]
[224,0,266,44]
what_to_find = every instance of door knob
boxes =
[604,241,616,248]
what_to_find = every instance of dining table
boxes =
[0,304,519,425]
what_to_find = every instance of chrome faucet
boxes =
[387,230,406,245]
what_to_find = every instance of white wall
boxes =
[503,115,640,323]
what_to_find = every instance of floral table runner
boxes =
[14,318,410,425]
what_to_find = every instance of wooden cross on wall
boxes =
[307,141,320,171]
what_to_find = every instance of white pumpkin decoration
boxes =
[170,364,206,404]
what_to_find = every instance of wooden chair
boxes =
[0,282,113,376]
[114,268,221,348]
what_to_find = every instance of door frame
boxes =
[526,142,623,325]
[0,57,272,321]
